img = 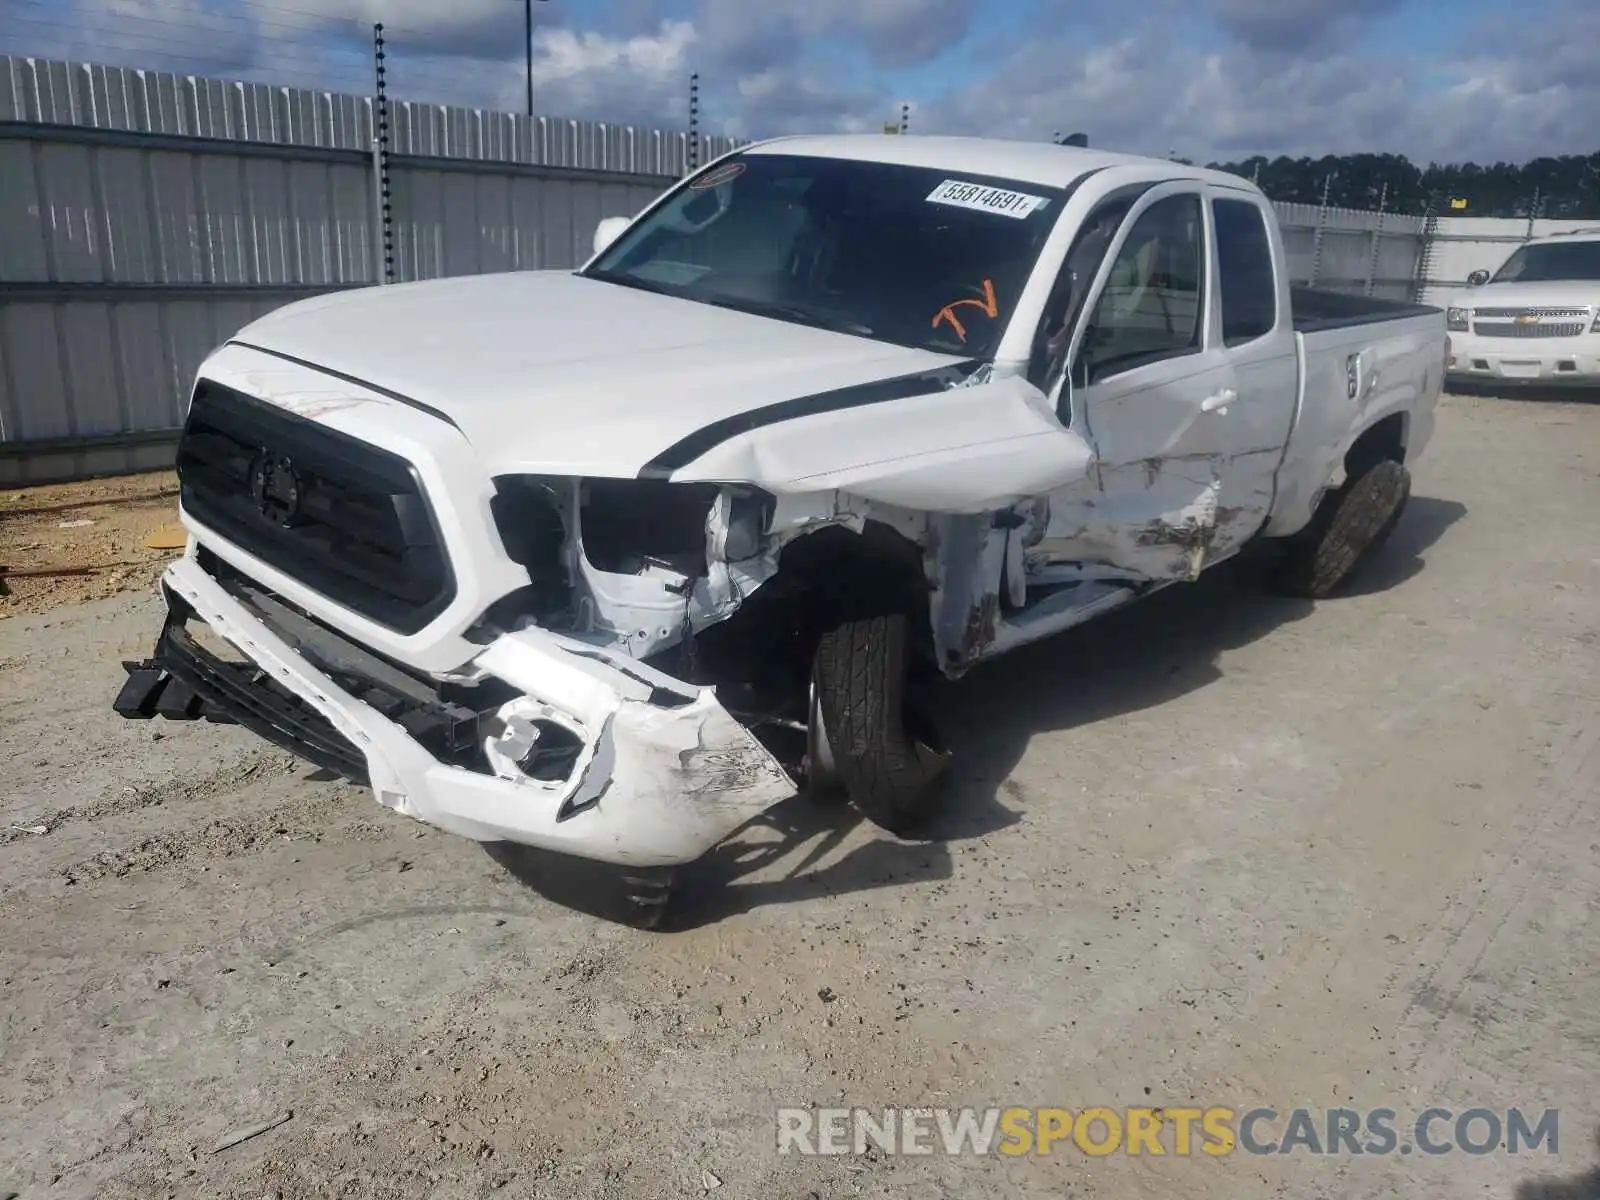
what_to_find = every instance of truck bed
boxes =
[1262,294,1444,543]
[1290,286,1440,334]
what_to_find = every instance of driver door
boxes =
[1032,182,1238,582]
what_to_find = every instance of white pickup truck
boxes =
[114,135,1445,924]
[1445,226,1600,388]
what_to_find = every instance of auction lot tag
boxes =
[926,179,1047,218]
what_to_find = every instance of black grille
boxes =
[157,609,371,782]
[177,381,455,634]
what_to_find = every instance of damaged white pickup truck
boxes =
[115,135,1445,924]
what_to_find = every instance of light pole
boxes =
[522,0,549,117]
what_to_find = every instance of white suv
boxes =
[1445,228,1600,387]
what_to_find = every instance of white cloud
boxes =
[919,7,1597,165]
[0,0,1594,165]
[690,0,972,72]
[529,19,697,85]
[500,19,696,121]
[724,64,882,138]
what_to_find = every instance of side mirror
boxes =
[592,215,632,257]
[1466,269,1490,287]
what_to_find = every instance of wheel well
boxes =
[651,519,934,699]
[774,520,931,622]
[1345,412,1407,478]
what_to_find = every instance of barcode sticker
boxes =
[926,179,1048,219]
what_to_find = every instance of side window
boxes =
[1213,197,1277,345]
[1029,195,1136,403]
[1080,193,1205,385]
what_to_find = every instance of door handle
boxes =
[1201,388,1236,414]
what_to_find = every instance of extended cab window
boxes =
[582,154,1064,359]
[1212,197,1277,345]
[1080,193,1204,383]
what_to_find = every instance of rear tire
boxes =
[1270,458,1411,598]
[811,611,950,835]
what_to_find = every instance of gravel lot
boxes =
[2,392,1598,1200]
[0,472,180,617]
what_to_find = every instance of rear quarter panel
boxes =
[1264,314,1444,539]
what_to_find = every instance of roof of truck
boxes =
[739,133,1256,193]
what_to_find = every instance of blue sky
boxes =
[0,0,1593,164]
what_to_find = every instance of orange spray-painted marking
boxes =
[931,278,999,342]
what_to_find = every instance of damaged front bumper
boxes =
[116,554,797,867]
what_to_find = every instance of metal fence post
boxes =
[1309,173,1333,287]
[686,72,699,175]
[372,23,394,284]
[1364,180,1388,297]
[370,134,384,282]
[1412,201,1438,305]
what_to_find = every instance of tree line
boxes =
[1192,151,1600,218]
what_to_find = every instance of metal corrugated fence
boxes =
[1273,201,1428,302]
[0,53,740,484]
[0,51,1558,486]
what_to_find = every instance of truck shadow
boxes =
[1513,1127,1600,1199]
[489,495,1465,930]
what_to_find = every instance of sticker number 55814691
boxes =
[925,179,1048,219]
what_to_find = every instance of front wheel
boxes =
[811,611,950,835]
[1268,458,1412,598]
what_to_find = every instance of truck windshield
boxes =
[581,153,1065,359]
[1491,241,1600,283]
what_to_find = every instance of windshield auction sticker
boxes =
[926,179,1048,218]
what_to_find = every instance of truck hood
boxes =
[1450,280,1600,309]
[230,271,969,479]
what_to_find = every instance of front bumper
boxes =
[1446,339,1600,386]
[120,554,796,867]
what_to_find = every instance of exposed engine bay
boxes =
[473,474,951,768]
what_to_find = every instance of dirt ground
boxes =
[0,472,182,617]
[2,394,1598,1199]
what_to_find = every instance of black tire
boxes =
[811,611,950,835]
[1270,458,1412,598]
[802,678,849,804]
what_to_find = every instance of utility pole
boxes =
[521,0,549,117]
